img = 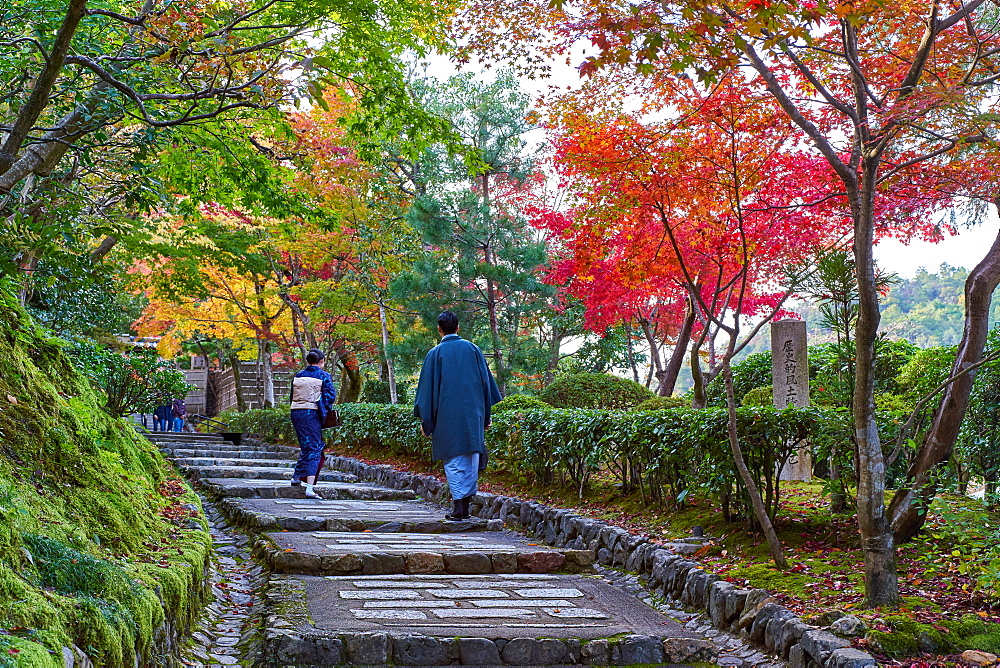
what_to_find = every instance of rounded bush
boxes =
[492,394,550,413]
[633,395,688,410]
[360,379,409,404]
[539,372,654,410]
[741,386,774,407]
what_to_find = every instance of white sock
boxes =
[304,483,315,495]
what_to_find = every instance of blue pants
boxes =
[444,452,480,500]
[173,417,185,432]
[292,409,324,479]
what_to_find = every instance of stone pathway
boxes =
[149,431,788,666]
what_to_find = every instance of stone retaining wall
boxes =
[316,449,879,668]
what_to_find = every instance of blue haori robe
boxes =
[414,334,503,469]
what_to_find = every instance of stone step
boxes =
[263,573,717,666]
[147,433,228,443]
[178,465,356,482]
[220,497,502,534]
[164,448,297,460]
[258,530,595,577]
[198,478,418,502]
[174,457,299,468]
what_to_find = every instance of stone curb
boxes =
[321,453,880,668]
[263,576,718,666]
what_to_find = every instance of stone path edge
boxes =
[313,448,879,668]
[263,574,719,666]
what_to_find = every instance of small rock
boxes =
[516,551,566,573]
[962,650,1000,666]
[812,609,847,626]
[829,614,867,638]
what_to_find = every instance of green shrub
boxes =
[360,379,410,404]
[741,386,773,407]
[216,407,295,443]
[327,404,428,458]
[539,372,653,410]
[67,342,190,417]
[633,395,688,410]
[492,394,550,413]
[706,352,772,407]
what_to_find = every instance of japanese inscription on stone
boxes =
[771,320,812,480]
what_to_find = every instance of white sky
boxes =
[875,218,998,278]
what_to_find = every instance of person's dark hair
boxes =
[306,349,325,365]
[437,311,459,334]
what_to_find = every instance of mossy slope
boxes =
[0,289,211,667]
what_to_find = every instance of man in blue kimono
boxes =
[414,311,503,521]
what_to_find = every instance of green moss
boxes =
[941,614,988,637]
[867,630,919,657]
[962,632,1000,654]
[724,563,814,597]
[0,636,62,668]
[862,615,1000,658]
[0,288,211,666]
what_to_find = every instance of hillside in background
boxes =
[785,264,997,348]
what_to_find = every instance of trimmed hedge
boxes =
[538,372,654,409]
[492,394,550,413]
[633,395,688,410]
[223,402,856,524]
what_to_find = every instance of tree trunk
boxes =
[690,344,707,409]
[639,317,666,391]
[90,236,119,262]
[0,0,88,175]
[544,326,562,386]
[829,448,847,513]
[851,163,899,609]
[336,350,363,403]
[723,360,788,568]
[259,340,275,408]
[658,301,695,397]
[625,321,640,383]
[379,302,398,404]
[889,224,1000,541]
[227,351,247,413]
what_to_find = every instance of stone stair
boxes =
[152,430,727,666]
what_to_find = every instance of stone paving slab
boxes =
[199,478,417,501]
[180,465,356,481]
[299,573,685,636]
[221,497,501,533]
[260,530,594,576]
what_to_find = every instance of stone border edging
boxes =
[318,450,879,668]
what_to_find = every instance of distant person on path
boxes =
[290,348,336,499]
[171,398,187,432]
[153,404,171,432]
[414,311,502,521]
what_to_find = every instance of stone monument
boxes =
[771,320,812,481]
